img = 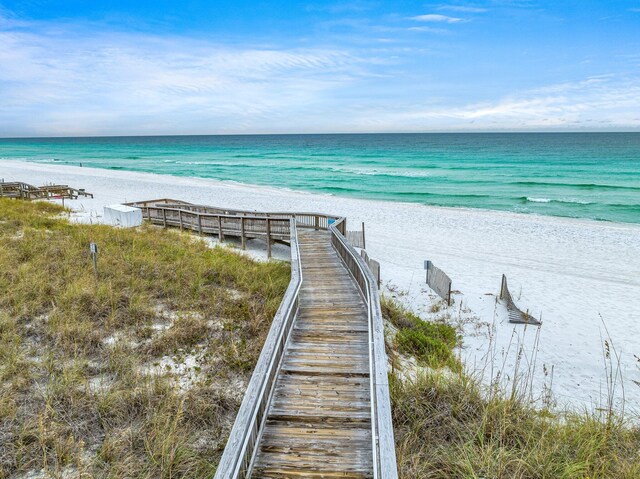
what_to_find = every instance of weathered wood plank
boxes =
[250,230,374,478]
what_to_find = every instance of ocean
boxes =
[1,133,639,224]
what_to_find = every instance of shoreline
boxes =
[2,158,639,412]
[3,159,639,231]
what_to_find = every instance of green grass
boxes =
[382,297,640,479]
[0,198,290,478]
[382,297,459,370]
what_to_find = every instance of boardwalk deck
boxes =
[250,229,374,478]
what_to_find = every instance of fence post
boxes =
[198,214,202,236]
[315,215,319,230]
[362,222,366,249]
[267,218,272,259]
[447,281,452,306]
[162,208,167,228]
[241,217,246,250]
[179,210,183,231]
[218,216,224,242]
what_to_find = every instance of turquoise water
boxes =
[1,133,639,224]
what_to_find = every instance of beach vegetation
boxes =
[382,297,459,370]
[0,198,290,478]
[383,296,640,479]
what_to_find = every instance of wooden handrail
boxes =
[329,217,398,479]
[213,220,302,478]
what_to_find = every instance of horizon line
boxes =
[2,130,640,140]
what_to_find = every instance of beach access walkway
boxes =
[0,180,93,200]
[127,199,397,479]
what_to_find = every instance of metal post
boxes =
[90,243,98,278]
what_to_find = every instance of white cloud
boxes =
[361,76,640,131]
[410,14,465,23]
[437,5,488,13]
[0,23,370,136]
[407,26,450,34]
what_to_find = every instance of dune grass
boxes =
[0,198,290,478]
[382,297,459,371]
[382,298,640,479]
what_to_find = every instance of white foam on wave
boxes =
[527,197,593,205]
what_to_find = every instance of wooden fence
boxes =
[361,249,381,287]
[500,274,541,325]
[425,260,452,306]
[346,222,366,248]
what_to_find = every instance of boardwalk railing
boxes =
[330,217,398,479]
[127,199,341,257]
[214,220,302,478]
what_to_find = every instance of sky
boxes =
[0,0,639,136]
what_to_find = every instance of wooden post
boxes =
[447,281,452,306]
[179,210,183,231]
[162,208,167,228]
[314,215,319,230]
[241,217,246,250]
[362,222,366,249]
[198,214,202,236]
[218,216,223,242]
[266,218,272,259]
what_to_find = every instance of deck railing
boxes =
[213,220,302,479]
[330,217,398,479]
[127,199,341,256]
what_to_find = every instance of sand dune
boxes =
[2,159,639,413]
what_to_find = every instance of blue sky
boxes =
[1,1,639,136]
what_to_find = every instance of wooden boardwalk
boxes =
[127,199,397,479]
[251,230,373,478]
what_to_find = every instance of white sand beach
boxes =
[2,159,639,413]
